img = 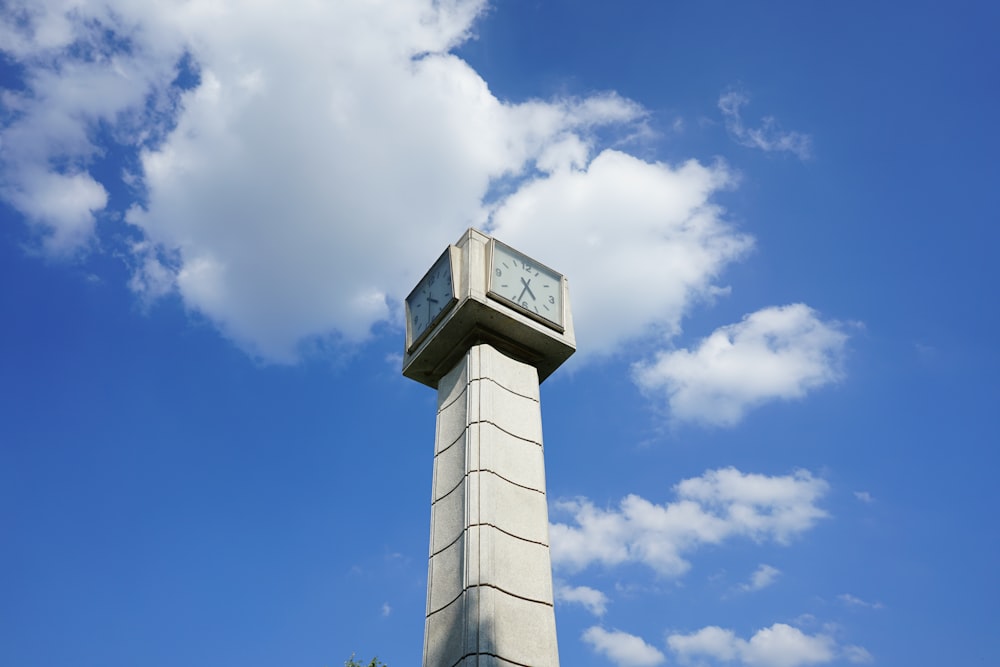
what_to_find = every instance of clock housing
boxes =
[402,228,575,389]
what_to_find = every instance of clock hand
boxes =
[518,277,536,301]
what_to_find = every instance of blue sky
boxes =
[1,1,997,666]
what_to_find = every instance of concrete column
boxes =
[423,343,560,667]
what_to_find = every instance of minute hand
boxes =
[517,277,536,302]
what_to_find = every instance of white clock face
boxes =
[489,241,564,329]
[406,249,456,349]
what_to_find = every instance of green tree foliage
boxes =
[344,655,386,667]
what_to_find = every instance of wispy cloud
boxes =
[843,645,875,663]
[738,563,781,592]
[583,626,666,667]
[838,593,884,610]
[719,90,812,159]
[633,304,852,426]
[550,467,828,576]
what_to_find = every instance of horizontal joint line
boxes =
[471,419,543,446]
[429,523,549,558]
[447,652,535,667]
[431,469,545,506]
[426,584,555,620]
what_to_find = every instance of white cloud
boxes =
[739,564,781,592]
[668,624,836,667]
[1,0,758,365]
[669,625,742,662]
[0,1,643,357]
[550,467,828,576]
[555,583,609,616]
[4,169,108,254]
[583,626,666,667]
[633,304,851,426]
[719,91,812,159]
[740,624,834,667]
[853,491,874,503]
[121,5,644,360]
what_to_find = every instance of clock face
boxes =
[489,241,564,329]
[406,248,457,350]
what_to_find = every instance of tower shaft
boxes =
[423,343,560,667]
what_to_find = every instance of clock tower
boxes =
[403,228,575,666]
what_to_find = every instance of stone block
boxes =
[479,423,546,493]
[436,384,469,454]
[427,531,466,614]
[477,472,550,546]
[476,344,540,401]
[478,525,554,604]
[437,354,470,412]
[478,587,559,666]
[430,476,466,555]
[472,378,542,444]
[424,586,477,667]
[433,430,467,502]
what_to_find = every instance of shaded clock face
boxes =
[489,241,564,329]
[406,249,456,349]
